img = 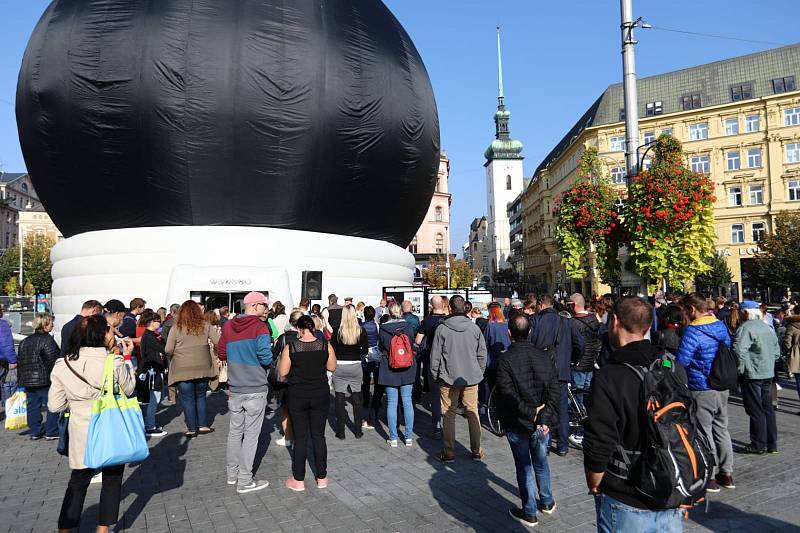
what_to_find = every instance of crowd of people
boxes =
[0,288,797,532]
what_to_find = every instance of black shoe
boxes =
[509,507,538,527]
[44,435,60,441]
[29,435,44,441]
[335,433,346,440]
[767,448,779,454]
[354,432,363,439]
[540,502,557,515]
[551,447,568,457]
[742,444,766,455]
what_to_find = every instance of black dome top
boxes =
[16,0,440,246]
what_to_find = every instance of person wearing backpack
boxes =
[734,301,782,455]
[675,293,734,492]
[584,296,694,533]
[377,303,418,447]
[569,293,601,410]
[528,293,584,456]
[429,295,487,462]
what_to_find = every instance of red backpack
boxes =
[388,327,413,369]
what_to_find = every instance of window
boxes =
[747,148,762,168]
[434,206,442,222]
[745,114,760,132]
[785,107,800,126]
[749,184,763,205]
[772,76,796,94]
[609,136,625,152]
[789,180,800,201]
[787,143,800,164]
[21,183,28,193]
[408,236,418,254]
[614,197,625,215]
[690,155,710,174]
[731,224,745,244]
[642,131,655,145]
[681,93,702,111]
[610,166,626,184]
[642,158,652,171]
[724,118,739,136]
[752,222,766,243]
[728,186,742,207]
[506,175,512,190]
[645,101,663,116]
[730,83,753,102]
[726,151,741,171]
[661,127,673,137]
[619,108,626,121]
[435,233,444,254]
[688,122,708,140]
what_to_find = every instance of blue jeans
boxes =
[506,429,554,516]
[177,379,208,432]
[385,384,414,441]
[26,385,59,437]
[571,370,593,410]
[144,390,162,430]
[595,493,682,533]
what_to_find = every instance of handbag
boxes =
[84,355,150,468]
[4,389,27,430]
[57,412,69,456]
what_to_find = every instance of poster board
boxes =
[382,285,425,320]
[467,290,493,311]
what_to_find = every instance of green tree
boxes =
[422,257,475,288]
[4,277,18,297]
[752,211,800,293]
[0,235,56,295]
[695,253,733,295]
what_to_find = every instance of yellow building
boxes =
[522,44,800,300]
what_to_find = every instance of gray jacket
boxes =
[430,315,487,386]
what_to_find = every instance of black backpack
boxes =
[698,330,738,391]
[610,354,714,510]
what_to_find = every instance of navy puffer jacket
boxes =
[675,315,731,391]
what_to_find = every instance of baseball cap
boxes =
[740,300,760,310]
[104,299,126,314]
[243,291,269,306]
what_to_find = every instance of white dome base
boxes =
[51,226,414,333]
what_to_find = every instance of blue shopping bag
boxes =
[84,355,149,468]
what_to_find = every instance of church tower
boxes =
[484,28,524,281]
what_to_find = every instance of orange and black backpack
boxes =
[610,354,714,510]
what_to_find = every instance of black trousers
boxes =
[361,361,384,414]
[740,378,778,451]
[58,465,125,529]
[335,391,363,435]
[288,391,329,481]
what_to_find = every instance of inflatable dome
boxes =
[16,0,440,247]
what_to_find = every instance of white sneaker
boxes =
[227,476,237,486]
[387,439,398,448]
[90,472,102,484]
[275,436,292,447]
[405,438,413,447]
[237,479,269,494]
[362,421,374,430]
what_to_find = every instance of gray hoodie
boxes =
[430,315,487,386]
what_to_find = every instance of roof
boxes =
[532,43,800,178]
[0,172,27,184]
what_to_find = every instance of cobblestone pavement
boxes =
[1,379,799,533]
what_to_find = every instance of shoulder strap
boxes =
[621,362,646,382]
[64,357,101,391]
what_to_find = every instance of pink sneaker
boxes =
[285,477,305,492]
[316,477,328,489]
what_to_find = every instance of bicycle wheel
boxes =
[567,385,586,450]
[486,386,506,437]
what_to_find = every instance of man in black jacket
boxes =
[528,293,584,456]
[59,299,103,357]
[583,296,687,532]
[568,293,601,411]
[496,315,560,528]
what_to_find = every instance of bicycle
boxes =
[486,385,505,437]
[567,383,588,449]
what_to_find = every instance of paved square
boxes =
[2,381,799,532]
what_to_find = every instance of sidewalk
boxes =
[1,383,799,532]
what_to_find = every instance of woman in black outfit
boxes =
[278,315,337,492]
[331,305,368,439]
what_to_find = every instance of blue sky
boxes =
[0,1,791,252]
